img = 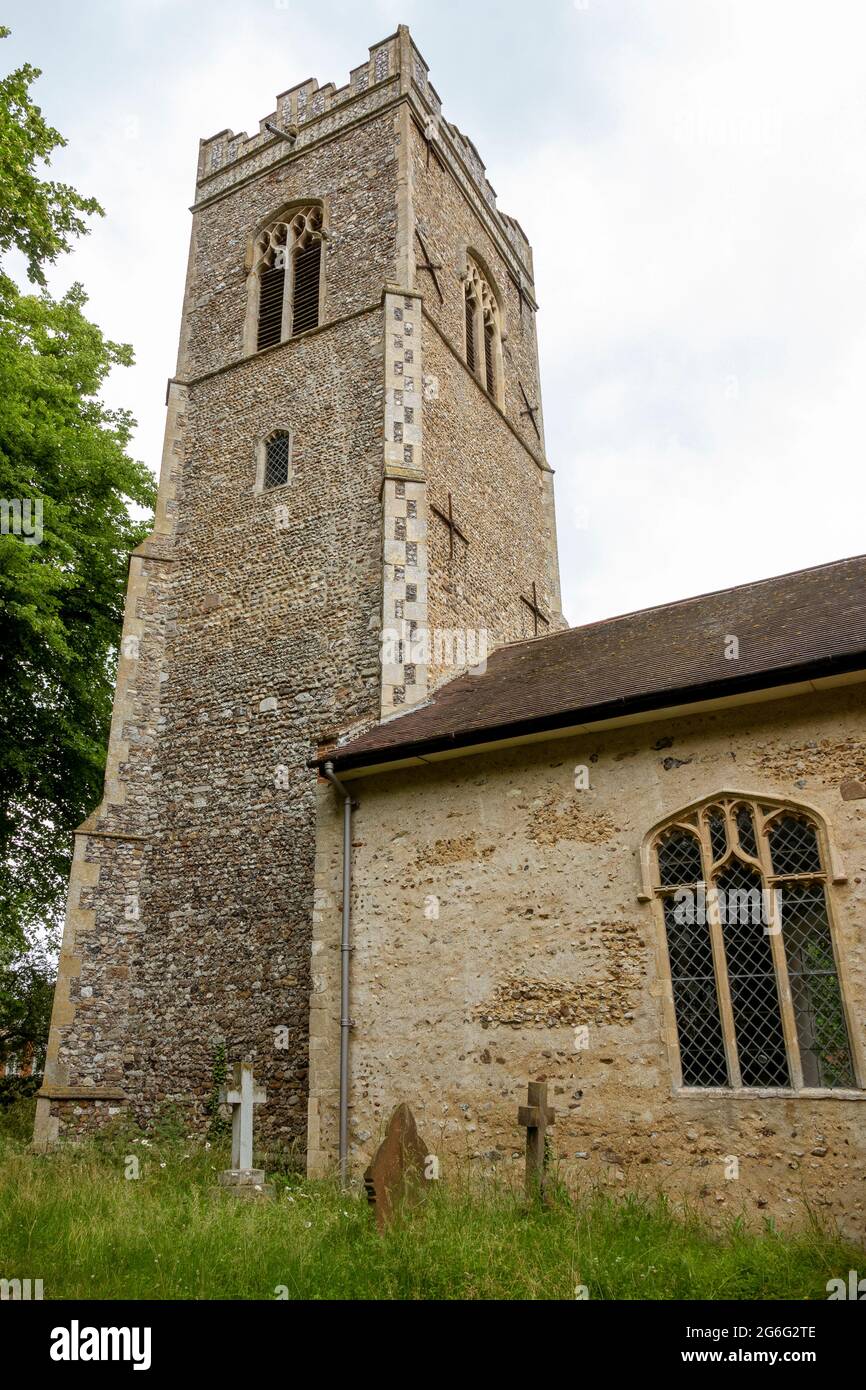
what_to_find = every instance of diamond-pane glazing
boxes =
[769,816,822,877]
[717,860,789,1087]
[662,896,728,1086]
[781,881,855,1087]
[265,434,291,489]
[707,809,727,863]
[657,830,703,887]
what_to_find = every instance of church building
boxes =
[309,557,866,1232]
[35,27,865,1233]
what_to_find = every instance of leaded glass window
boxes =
[652,797,856,1092]
[263,432,291,489]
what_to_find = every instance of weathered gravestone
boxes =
[363,1102,430,1231]
[517,1080,556,1203]
[216,1061,274,1201]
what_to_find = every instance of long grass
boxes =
[0,1100,860,1301]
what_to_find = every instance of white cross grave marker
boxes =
[221,1061,266,1171]
[216,1062,272,1197]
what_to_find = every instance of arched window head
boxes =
[463,258,502,404]
[248,204,324,352]
[254,428,294,492]
[648,795,857,1093]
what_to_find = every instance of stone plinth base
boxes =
[214,1168,274,1201]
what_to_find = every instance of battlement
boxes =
[196,26,533,277]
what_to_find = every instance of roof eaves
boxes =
[318,648,866,775]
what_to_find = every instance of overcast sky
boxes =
[4,0,866,626]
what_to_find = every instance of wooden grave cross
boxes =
[518,1080,556,1200]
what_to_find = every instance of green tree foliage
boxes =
[0,943,54,1098]
[0,25,102,286]
[0,28,156,961]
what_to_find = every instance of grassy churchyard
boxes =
[1,1099,861,1302]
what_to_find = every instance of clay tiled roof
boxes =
[322,555,866,772]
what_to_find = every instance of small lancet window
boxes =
[263,432,292,489]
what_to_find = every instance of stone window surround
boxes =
[460,249,505,407]
[254,426,295,494]
[198,102,536,315]
[243,198,329,356]
[639,789,864,1100]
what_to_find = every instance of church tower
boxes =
[35,27,562,1147]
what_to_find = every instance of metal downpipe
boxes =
[322,761,354,1187]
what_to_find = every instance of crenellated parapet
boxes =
[196,26,533,281]
[197,33,402,192]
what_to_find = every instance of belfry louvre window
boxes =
[292,240,321,335]
[257,260,285,351]
[652,798,856,1092]
[251,204,324,351]
[463,258,502,404]
[484,322,496,395]
[464,286,477,375]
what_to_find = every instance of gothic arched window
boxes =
[463,258,502,404]
[649,796,857,1092]
[248,204,324,353]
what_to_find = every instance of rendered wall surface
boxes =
[308,682,866,1234]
